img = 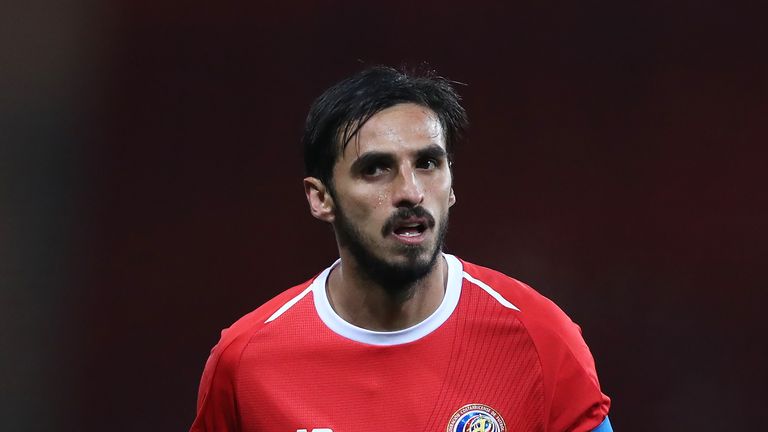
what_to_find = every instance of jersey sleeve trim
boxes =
[265,285,313,323]
[462,271,521,311]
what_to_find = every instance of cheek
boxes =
[376,191,389,208]
[352,183,390,211]
[430,179,454,203]
[340,189,387,222]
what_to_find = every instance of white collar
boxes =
[311,253,463,346]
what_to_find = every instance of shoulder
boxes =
[190,278,318,430]
[213,280,315,362]
[460,259,574,329]
[459,258,610,429]
[192,279,315,415]
[460,258,593,366]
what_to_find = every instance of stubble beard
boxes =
[333,202,449,297]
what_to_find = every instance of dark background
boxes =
[3,1,766,430]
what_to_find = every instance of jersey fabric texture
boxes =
[190,254,611,432]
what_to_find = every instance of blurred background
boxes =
[2,1,766,430]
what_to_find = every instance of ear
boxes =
[304,177,335,223]
[448,187,456,207]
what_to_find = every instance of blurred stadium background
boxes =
[2,1,766,430]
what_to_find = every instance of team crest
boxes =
[446,403,506,432]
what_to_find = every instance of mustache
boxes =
[381,207,436,236]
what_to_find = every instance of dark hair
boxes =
[303,65,468,186]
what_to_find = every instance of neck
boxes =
[326,252,448,331]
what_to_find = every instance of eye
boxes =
[417,158,440,170]
[361,163,389,177]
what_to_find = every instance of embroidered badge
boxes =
[446,403,506,432]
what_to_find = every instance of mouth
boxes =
[390,218,429,244]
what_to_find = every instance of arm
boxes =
[189,330,246,432]
[545,322,611,432]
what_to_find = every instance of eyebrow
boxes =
[349,152,395,173]
[416,144,448,161]
[349,144,448,173]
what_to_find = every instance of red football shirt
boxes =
[190,254,610,431]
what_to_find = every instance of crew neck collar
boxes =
[311,253,463,346]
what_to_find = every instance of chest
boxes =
[234,316,545,431]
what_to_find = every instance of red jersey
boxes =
[190,254,611,431]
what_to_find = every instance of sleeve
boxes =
[460,267,612,431]
[545,321,611,432]
[189,329,247,432]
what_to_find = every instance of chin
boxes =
[393,246,437,267]
[368,244,442,288]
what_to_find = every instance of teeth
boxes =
[400,231,419,237]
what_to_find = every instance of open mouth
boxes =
[389,217,430,244]
[393,222,427,238]
[382,208,436,244]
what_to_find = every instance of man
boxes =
[190,66,612,431]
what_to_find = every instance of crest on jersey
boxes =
[446,403,506,432]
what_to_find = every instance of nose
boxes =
[392,165,424,207]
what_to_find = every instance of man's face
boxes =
[327,103,456,287]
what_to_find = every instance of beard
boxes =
[333,203,449,295]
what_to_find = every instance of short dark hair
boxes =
[303,65,468,186]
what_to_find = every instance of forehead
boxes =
[342,103,445,158]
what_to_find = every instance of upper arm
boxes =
[518,293,610,431]
[189,332,246,432]
[545,322,611,431]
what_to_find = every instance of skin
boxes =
[304,103,457,331]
